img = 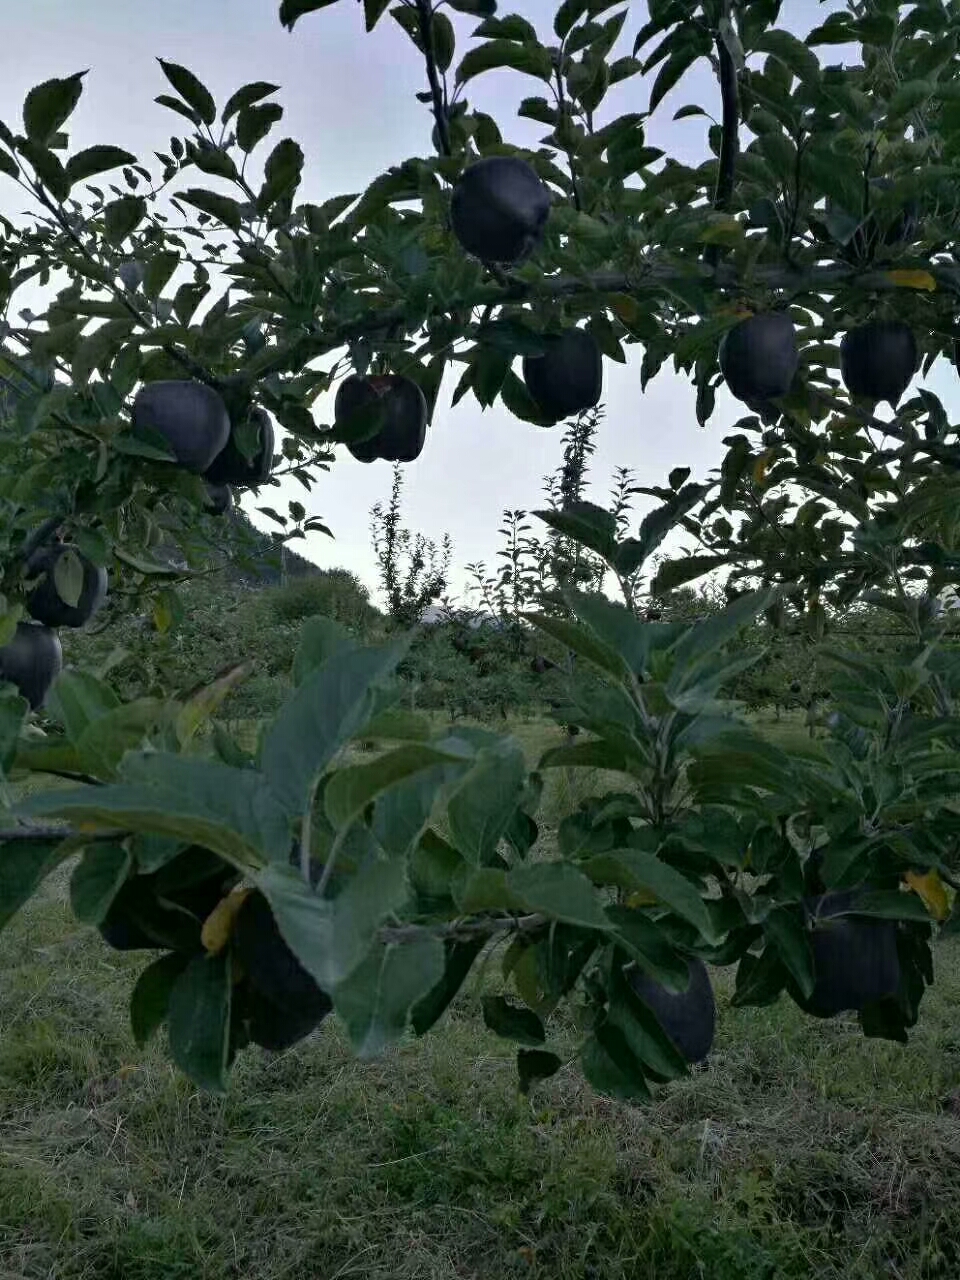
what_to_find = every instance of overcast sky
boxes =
[1,1,956,607]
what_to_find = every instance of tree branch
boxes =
[705,12,740,270]
[378,913,546,944]
[415,0,451,157]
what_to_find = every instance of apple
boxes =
[204,407,275,487]
[719,312,799,406]
[131,379,231,474]
[0,622,62,708]
[204,483,233,516]
[25,543,108,629]
[522,328,603,422]
[450,156,551,265]
[626,956,716,1064]
[233,890,331,1022]
[799,892,901,1018]
[840,321,918,408]
[335,374,427,464]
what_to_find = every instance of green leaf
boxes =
[455,39,552,84]
[447,0,496,14]
[581,1027,651,1102]
[506,862,610,930]
[334,935,445,1057]
[555,0,588,39]
[292,617,356,685]
[363,0,392,31]
[236,103,284,153]
[167,952,232,1092]
[257,138,304,213]
[762,906,814,999]
[18,140,69,200]
[648,48,702,114]
[651,554,728,595]
[178,188,243,231]
[481,994,545,1045]
[451,866,522,913]
[69,841,132,924]
[755,29,820,86]
[324,743,471,832]
[410,938,483,1034]
[0,837,68,931]
[130,951,191,1047]
[157,60,216,126]
[668,587,778,677]
[0,689,26,774]
[279,0,341,30]
[72,319,135,389]
[731,948,786,1007]
[605,906,691,990]
[522,611,629,684]
[517,1047,562,1093]
[432,13,456,73]
[607,962,688,1080]
[46,669,120,747]
[533,501,618,563]
[0,148,19,181]
[852,891,934,922]
[446,737,527,865]
[23,73,86,144]
[221,81,280,124]
[585,850,717,942]
[20,753,290,869]
[103,194,147,243]
[262,638,410,818]
[65,145,137,185]
[257,858,409,991]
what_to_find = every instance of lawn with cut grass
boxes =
[2,712,960,1279]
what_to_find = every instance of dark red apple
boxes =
[719,312,799,406]
[450,156,551,265]
[131,380,231,474]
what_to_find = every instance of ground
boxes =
[2,713,959,1279]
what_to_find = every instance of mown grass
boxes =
[3,710,960,1279]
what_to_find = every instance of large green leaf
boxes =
[0,836,69,931]
[446,737,527,865]
[20,753,291,869]
[585,850,717,942]
[481,995,546,1045]
[333,935,445,1057]
[74,698,166,779]
[581,1026,651,1102]
[292,616,355,685]
[522,612,630,684]
[410,938,484,1035]
[533,502,619,564]
[606,961,688,1080]
[47,669,120,747]
[506,862,611,929]
[456,39,552,84]
[69,841,132,924]
[762,906,815,998]
[157,60,216,125]
[262,638,410,817]
[23,73,86,144]
[65,146,137,185]
[130,951,191,1047]
[324,743,471,834]
[257,858,408,991]
[167,952,232,1092]
[668,588,778,682]
[605,906,691,990]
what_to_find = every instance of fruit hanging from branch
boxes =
[626,956,716,1064]
[336,374,427,464]
[131,380,232,474]
[797,893,902,1018]
[0,622,62,709]
[522,328,603,423]
[450,156,551,265]
[718,312,799,407]
[204,407,275,488]
[204,483,233,516]
[25,543,108,629]
[233,890,333,1049]
[840,321,918,408]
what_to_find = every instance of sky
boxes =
[1,1,957,608]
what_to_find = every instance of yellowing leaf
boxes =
[886,269,936,292]
[201,885,250,954]
[904,869,950,921]
[625,889,658,908]
[611,295,640,324]
[752,448,776,486]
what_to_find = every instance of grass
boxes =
[3,711,960,1279]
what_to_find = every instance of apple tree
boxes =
[2,0,960,1100]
